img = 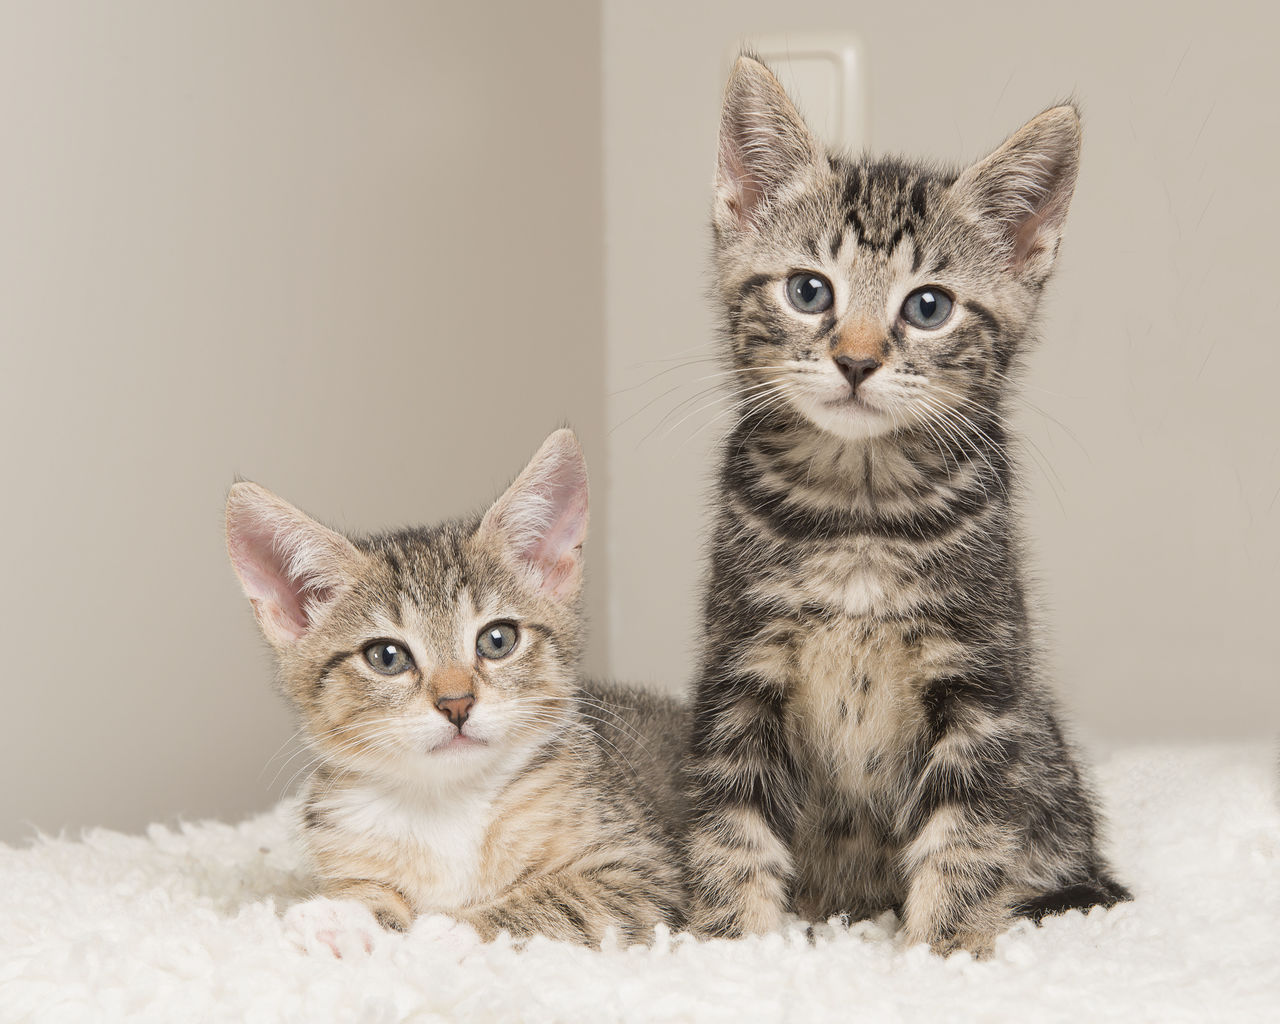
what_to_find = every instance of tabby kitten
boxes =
[226,430,686,952]
[685,57,1130,956]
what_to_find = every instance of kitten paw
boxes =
[415,913,485,951]
[929,929,996,960]
[900,917,998,959]
[284,897,383,958]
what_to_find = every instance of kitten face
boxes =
[227,430,589,789]
[277,531,580,784]
[713,57,1081,443]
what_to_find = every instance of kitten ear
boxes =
[478,429,588,601]
[950,104,1082,280]
[716,54,819,231]
[225,482,363,647]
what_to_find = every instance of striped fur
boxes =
[685,57,1130,956]
[227,431,686,948]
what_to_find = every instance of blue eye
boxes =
[901,287,954,329]
[477,621,519,660]
[785,272,834,314]
[363,641,414,675]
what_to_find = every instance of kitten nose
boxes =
[435,694,475,730]
[835,355,881,392]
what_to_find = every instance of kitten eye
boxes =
[476,621,519,660]
[363,641,414,675]
[785,272,834,314]
[900,287,954,329]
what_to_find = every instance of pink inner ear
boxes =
[228,514,311,642]
[486,432,590,600]
[522,484,588,599]
[721,138,767,227]
[1009,183,1074,271]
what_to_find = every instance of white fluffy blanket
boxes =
[2,745,1277,1023]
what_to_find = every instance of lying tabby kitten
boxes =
[686,57,1130,955]
[226,430,686,951]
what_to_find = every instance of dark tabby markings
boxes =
[909,181,929,220]
[1013,877,1133,924]
[692,746,801,841]
[933,863,1007,937]
[823,806,898,847]
[547,895,591,944]
[919,674,1018,744]
[964,300,1002,339]
[822,809,861,841]
[375,909,407,932]
[840,162,932,255]
[738,273,773,300]
[314,649,354,693]
[904,733,1020,837]
[727,460,996,545]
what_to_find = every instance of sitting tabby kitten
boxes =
[226,430,686,950]
[685,57,1130,956]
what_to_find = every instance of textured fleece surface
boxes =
[1,744,1277,1023]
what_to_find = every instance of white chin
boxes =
[793,395,896,441]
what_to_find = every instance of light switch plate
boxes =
[727,32,868,151]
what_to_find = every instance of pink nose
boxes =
[435,695,474,729]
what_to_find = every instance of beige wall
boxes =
[603,1,1280,741]
[0,1,604,844]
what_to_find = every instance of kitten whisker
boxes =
[918,382,1069,511]
[690,385,796,445]
[734,384,802,451]
[633,377,783,443]
[259,727,309,787]
[911,392,1010,476]
[656,379,792,443]
[609,356,725,397]
[615,367,784,441]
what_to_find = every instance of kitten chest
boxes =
[319,783,508,913]
[785,609,962,796]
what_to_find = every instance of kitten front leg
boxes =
[897,673,1022,957]
[318,876,415,932]
[898,807,1016,957]
[686,801,794,938]
[686,663,803,938]
[285,878,415,958]
[454,862,682,947]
